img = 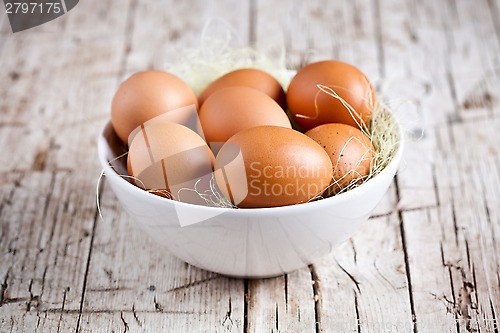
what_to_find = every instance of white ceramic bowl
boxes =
[98,121,404,278]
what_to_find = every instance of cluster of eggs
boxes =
[111,61,376,208]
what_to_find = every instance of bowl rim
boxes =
[97,120,404,216]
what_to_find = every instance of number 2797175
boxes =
[5,2,62,14]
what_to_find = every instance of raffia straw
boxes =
[96,151,133,220]
[167,19,289,95]
[176,175,236,208]
[96,151,178,220]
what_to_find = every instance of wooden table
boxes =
[1,0,499,331]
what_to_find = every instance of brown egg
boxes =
[198,68,287,109]
[305,123,375,194]
[111,70,198,144]
[127,121,214,205]
[214,126,333,208]
[198,87,291,153]
[287,60,376,131]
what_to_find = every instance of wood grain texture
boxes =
[0,0,499,332]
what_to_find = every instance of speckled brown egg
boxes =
[305,123,375,194]
[111,70,198,144]
[198,86,291,153]
[214,126,333,208]
[127,121,214,205]
[198,68,287,109]
[287,60,376,131]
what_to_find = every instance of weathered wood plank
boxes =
[0,312,80,332]
[380,0,500,331]
[313,214,413,332]
[446,119,499,332]
[0,0,130,332]
[378,0,447,211]
[79,310,243,333]
[246,268,316,333]
[0,170,96,331]
[403,114,500,332]
[380,0,500,212]
[81,184,244,332]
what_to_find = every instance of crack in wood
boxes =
[1,273,71,320]
[451,203,460,247]
[458,280,478,332]
[131,305,142,327]
[440,242,447,267]
[439,262,461,333]
[444,258,483,332]
[221,297,233,329]
[103,268,113,282]
[308,265,322,333]
[87,287,132,293]
[464,237,472,271]
[167,276,220,293]
[243,279,249,333]
[354,290,361,333]
[335,259,361,294]
[432,167,441,208]
[31,149,48,171]
[35,311,42,330]
[31,174,58,284]
[45,173,60,247]
[489,298,499,333]
[481,181,499,259]
[1,297,31,306]
[0,268,11,307]
[370,204,443,221]
[369,211,395,219]
[40,266,48,300]
[470,266,479,312]
[57,288,68,333]
[275,303,279,332]
[153,296,163,312]
[41,308,203,315]
[284,274,288,310]
[120,311,129,333]
[27,279,34,312]
[349,239,357,264]
[395,175,418,333]
[75,186,101,332]
[373,258,398,291]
